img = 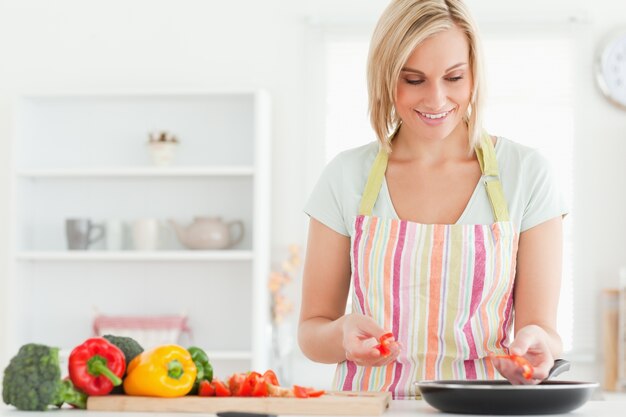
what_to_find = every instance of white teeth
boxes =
[418,110,450,119]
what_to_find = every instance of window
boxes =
[322,26,575,351]
[481,34,574,352]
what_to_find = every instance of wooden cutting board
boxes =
[87,392,391,415]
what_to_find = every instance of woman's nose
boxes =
[423,81,447,110]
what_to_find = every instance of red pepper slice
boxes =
[375,332,395,357]
[198,380,215,396]
[495,354,534,380]
[238,372,261,396]
[293,385,309,398]
[305,388,325,398]
[252,378,269,397]
[250,370,280,397]
[293,385,325,398]
[227,373,245,395]
[511,355,533,380]
[68,337,126,396]
[213,379,232,396]
[262,369,279,386]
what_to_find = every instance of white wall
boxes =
[1,0,626,387]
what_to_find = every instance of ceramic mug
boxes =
[132,218,160,251]
[65,218,105,250]
[105,219,126,251]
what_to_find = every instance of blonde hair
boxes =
[367,0,486,153]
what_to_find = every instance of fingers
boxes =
[342,314,401,367]
[527,361,551,380]
[345,337,402,366]
[369,341,402,367]
[508,326,554,380]
[345,348,380,366]
[491,355,538,385]
[344,335,380,364]
[353,316,390,340]
[382,341,402,365]
[492,325,556,384]
[508,331,535,357]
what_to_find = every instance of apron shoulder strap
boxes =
[476,134,510,222]
[358,149,388,216]
[357,134,510,222]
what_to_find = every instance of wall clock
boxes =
[595,28,626,110]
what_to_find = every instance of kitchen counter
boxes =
[3,398,626,417]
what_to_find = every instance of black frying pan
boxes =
[415,360,599,415]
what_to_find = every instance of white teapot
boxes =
[169,217,244,250]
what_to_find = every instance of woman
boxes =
[297,0,567,399]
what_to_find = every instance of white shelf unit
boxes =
[15,250,255,262]
[16,166,256,178]
[6,92,271,378]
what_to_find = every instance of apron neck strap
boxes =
[357,134,510,222]
[476,133,510,222]
[358,148,389,216]
[475,133,499,176]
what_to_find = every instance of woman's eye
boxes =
[405,79,424,85]
[447,76,464,82]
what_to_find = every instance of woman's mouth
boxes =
[414,108,455,125]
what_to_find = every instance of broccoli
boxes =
[102,335,144,394]
[2,343,87,410]
[102,335,144,367]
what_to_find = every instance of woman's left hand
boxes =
[492,325,554,385]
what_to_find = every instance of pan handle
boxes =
[546,359,571,380]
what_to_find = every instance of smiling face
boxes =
[394,25,473,143]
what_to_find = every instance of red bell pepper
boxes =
[68,337,126,396]
[375,332,395,357]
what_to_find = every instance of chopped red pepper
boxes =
[213,369,323,398]
[213,379,232,396]
[68,337,126,396]
[294,385,309,398]
[198,380,215,396]
[228,373,245,395]
[251,379,269,397]
[249,370,279,397]
[293,385,326,398]
[375,332,395,357]
[495,354,534,380]
[262,369,279,386]
[306,389,325,398]
[239,372,262,396]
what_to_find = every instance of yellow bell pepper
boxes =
[123,345,197,397]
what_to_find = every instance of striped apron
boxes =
[333,136,519,399]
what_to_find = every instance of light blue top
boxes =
[304,137,567,237]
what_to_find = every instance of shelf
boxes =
[16,166,255,179]
[9,91,272,371]
[15,250,254,262]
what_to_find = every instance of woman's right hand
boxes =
[342,313,401,367]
